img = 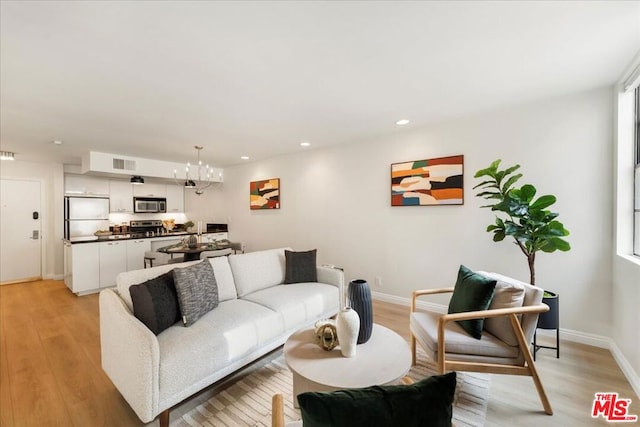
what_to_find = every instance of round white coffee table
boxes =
[284,323,411,407]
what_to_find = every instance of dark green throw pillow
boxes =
[284,249,317,283]
[448,265,497,339]
[297,372,456,427]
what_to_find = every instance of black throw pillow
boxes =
[284,249,317,284]
[129,271,181,335]
[298,372,457,427]
[447,265,497,339]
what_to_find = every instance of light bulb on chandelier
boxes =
[174,145,213,195]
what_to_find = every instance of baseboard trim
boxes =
[46,273,64,280]
[372,290,640,397]
[372,290,447,313]
[610,341,640,399]
[534,327,610,349]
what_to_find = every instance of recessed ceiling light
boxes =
[396,119,410,126]
[300,142,311,147]
[240,156,250,160]
[52,140,63,145]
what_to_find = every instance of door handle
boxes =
[30,230,40,240]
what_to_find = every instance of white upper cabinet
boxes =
[166,185,184,213]
[133,183,166,198]
[65,174,110,196]
[109,180,133,213]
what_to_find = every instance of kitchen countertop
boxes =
[64,231,196,244]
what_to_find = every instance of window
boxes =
[635,87,640,255]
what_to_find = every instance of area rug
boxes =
[172,348,490,427]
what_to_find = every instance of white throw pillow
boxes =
[477,271,526,346]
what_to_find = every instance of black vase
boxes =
[348,279,373,344]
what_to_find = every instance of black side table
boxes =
[532,291,559,360]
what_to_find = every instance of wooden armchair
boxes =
[409,271,553,415]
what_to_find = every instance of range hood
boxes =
[79,151,223,182]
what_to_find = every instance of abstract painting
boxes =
[250,178,280,209]
[391,155,463,206]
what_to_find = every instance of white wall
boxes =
[184,185,228,231]
[222,87,615,338]
[0,159,65,279]
[613,85,640,389]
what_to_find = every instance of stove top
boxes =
[129,219,162,231]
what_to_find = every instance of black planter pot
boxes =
[538,291,559,330]
[348,279,373,344]
[533,291,559,360]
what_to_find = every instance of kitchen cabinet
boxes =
[64,241,100,294]
[65,174,110,196]
[133,183,166,198]
[126,239,150,271]
[99,240,127,288]
[109,180,133,213]
[67,234,228,295]
[165,185,184,213]
[63,242,72,288]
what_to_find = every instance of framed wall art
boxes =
[391,155,463,206]
[250,178,280,209]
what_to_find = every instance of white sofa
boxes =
[99,248,343,426]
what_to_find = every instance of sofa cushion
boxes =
[116,256,237,313]
[129,271,181,335]
[297,372,456,427]
[156,299,285,405]
[229,248,289,297]
[242,283,339,331]
[173,261,219,326]
[284,249,318,283]
[448,265,497,339]
[477,271,525,346]
[117,261,199,312]
[207,256,237,302]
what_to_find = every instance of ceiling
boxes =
[1,1,639,168]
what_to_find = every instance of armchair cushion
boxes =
[447,265,497,339]
[297,372,456,427]
[478,271,526,346]
[411,311,520,360]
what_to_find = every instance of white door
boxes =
[0,179,42,283]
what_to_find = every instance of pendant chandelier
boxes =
[174,145,213,195]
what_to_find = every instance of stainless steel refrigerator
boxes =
[64,196,110,238]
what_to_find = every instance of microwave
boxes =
[133,197,166,213]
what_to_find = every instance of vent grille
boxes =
[112,158,136,171]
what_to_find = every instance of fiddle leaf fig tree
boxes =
[473,159,570,285]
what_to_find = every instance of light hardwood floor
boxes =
[1,280,638,426]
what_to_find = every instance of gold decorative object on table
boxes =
[314,320,339,351]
